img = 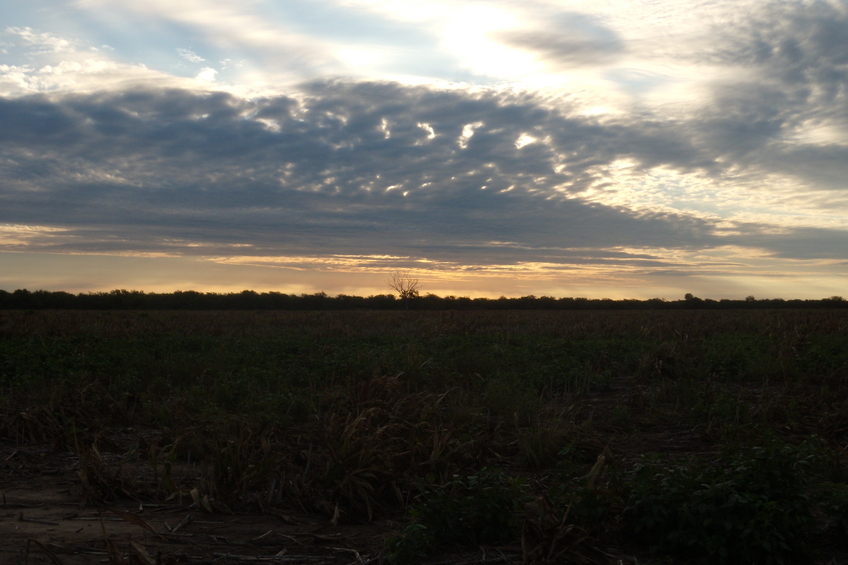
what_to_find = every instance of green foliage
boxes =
[5,309,848,562]
[484,375,540,419]
[547,480,618,533]
[702,334,780,381]
[386,468,527,562]
[623,442,815,564]
[416,468,527,545]
[794,335,848,381]
[384,523,431,564]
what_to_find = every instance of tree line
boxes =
[0,288,846,310]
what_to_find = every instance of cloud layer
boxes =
[1,78,846,265]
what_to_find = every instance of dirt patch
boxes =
[1,444,398,565]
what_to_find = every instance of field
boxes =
[2,309,848,564]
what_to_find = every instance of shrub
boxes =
[385,468,527,562]
[623,442,814,564]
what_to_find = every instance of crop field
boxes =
[2,309,848,564]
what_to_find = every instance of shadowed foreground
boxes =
[3,309,848,563]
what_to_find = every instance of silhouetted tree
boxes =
[387,271,420,310]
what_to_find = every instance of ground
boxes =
[2,442,394,565]
[4,309,848,564]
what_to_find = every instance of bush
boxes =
[623,442,815,564]
[385,468,527,562]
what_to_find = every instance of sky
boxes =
[1,0,847,299]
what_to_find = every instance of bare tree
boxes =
[387,271,420,309]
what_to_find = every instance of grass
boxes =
[2,308,848,562]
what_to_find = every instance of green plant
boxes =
[384,523,431,564]
[417,467,527,544]
[623,442,815,564]
[485,376,540,421]
[386,468,527,561]
[517,408,578,469]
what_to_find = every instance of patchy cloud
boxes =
[692,1,848,188]
[0,84,713,263]
[177,48,206,63]
[1,79,847,276]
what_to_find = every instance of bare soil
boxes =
[1,443,400,565]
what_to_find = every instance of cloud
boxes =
[729,225,848,260]
[689,0,848,188]
[497,13,625,70]
[73,0,342,82]
[0,83,711,262]
[0,27,199,96]
[196,67,217,81]
[6,26,75,54]
[1,78,846,277]
[177,48,205,63]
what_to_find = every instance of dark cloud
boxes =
[717,1,848,82]
[691,83,788,160]
[1,65,847,269]
[498,13,625,69]
[692,0,848,188]
[0,82,723,266]
[729,226,848,260]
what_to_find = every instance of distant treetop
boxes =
[0,288,845,310]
